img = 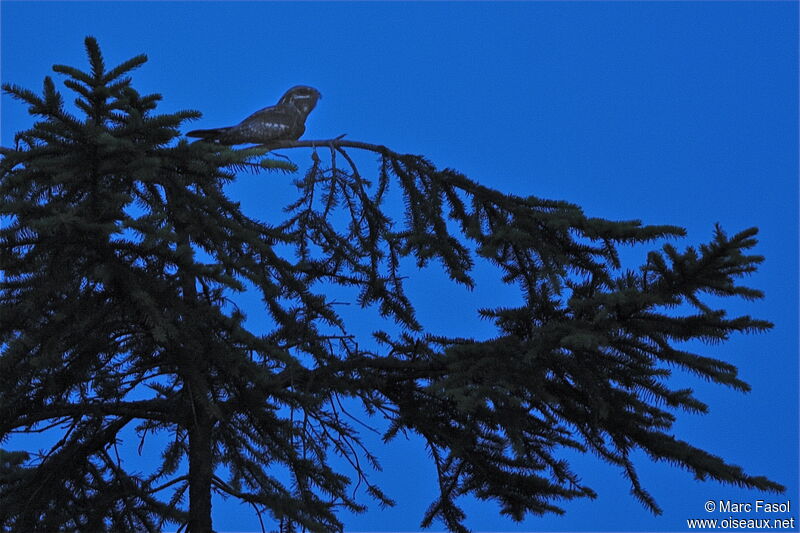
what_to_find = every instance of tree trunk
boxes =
[168,186,215,532]
[187,387,213,532]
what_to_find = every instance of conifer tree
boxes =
[0,38,784,532]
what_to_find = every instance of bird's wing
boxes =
[237,104,303,141]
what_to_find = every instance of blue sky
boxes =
[1,2,797,532]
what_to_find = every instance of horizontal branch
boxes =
[259,137,405,160]
[257,137,477,194]
[267,354,448,391]
[9,399,179,429]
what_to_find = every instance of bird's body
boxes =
[187,85,321,145]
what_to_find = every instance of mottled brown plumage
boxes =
[187,86,321,145]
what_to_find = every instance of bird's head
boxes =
[279,85,321,117]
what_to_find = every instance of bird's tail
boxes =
[186,127,230,140]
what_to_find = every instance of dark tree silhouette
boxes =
[0,38,784,533]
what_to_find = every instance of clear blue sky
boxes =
[1,2,797,532]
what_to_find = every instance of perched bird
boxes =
[187,85,321,145]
